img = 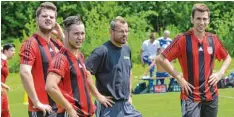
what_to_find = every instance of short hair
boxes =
[3,43,15,52]
[63,15,84,32]
[36,2,57,18]
[149,32,156,39]
[164,30,170,35]
[110,16,127,30]
[192,3,210,18]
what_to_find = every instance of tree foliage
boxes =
[1,1,234,72]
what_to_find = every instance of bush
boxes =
[8,39,22,73]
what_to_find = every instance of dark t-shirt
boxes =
[85,40,132,101]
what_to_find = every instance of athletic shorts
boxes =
[57,112,68,117]
[156,72,169,77]
[143,56,154,64]
[57,112,91,117]
[28,110,57,117]
[95,100,142,117]
[181,97,218,117]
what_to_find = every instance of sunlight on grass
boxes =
[5,58,234,117]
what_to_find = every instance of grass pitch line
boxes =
[220,95,234,99]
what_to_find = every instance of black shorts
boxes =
[57,112,90,117]
[57,112,66,117]
[95,100,142,117]
[181,97,218,117]
[28,110,57,117]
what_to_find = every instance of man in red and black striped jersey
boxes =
[46,15,95,117]
[156,3,232,117]
[19,2,63,117]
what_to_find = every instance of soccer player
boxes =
[140,32,160,92]
[45,15,95,117]
[140,32,160,75]
[1,43,15,117]
[156,3,232,117]
[85,16,142,117]
[19,2,63,117]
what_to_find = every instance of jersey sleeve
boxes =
[85,47,105,75]
[85,53,102,75]
[161,35,182,62]
[214,37,228,61]
[52,38,63,50]
[19,39,37,66]
[48,54,68,78]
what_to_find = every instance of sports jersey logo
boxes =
[79,63,83,68]
[49,48,54,52]
[124,56,130,60]
[207,47,213,54]
[199,47,203,51]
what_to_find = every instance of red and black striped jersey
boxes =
[48,47,95,116]
[162,29,228,102]
[19,33,63,111]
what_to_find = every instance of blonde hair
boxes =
[36,2,57,18]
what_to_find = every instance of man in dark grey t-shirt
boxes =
[85,16,142,117]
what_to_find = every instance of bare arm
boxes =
[20,64,52,116]
[86,71,101,98]
[218,55,232,75]
[128,71,133,104]
[209,55,232,86]
[52,22,65,42]
[46,72,78,117]
[143,60,156,76]
[156,54,194,95]
[20,64,40,105]
[140,49,144,66]
[86,71,114,107]
[155,54,180,79]
[1,82,10,91]
[129,71,133,94]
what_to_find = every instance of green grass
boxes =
[5,73,27,117]
[133,89,234,117]
[5,60,234,117]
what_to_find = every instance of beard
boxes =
[115,37,127,44]
[68,40,81,49]
[38,25,53,34]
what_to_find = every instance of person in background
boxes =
[1,43,15,117]
[140,32,160,92]
[156,30,173,85]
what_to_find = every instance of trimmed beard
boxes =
[39,25,53,34]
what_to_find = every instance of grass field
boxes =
[5,61,234,117]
